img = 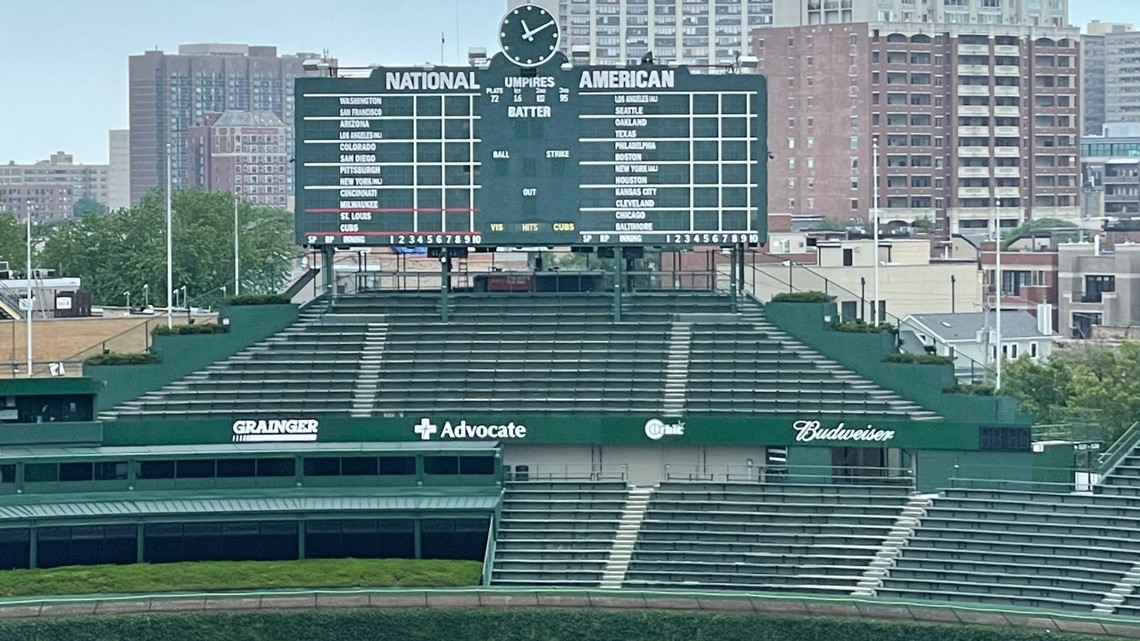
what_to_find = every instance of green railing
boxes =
[661,463,915,487]
[1099,421,1140,477]
[481,514,497,587]
[505,463,629,482]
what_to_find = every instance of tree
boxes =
[912,216,935,234]
[1002,217,1078,246]
[0,196,30,271]
[72,198,108,218]
[1002,343,1140,444]
[39,188,295,305]
[815,218,849,232]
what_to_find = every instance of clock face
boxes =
[499,4,560,68]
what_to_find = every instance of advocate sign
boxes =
[414,417,528,441]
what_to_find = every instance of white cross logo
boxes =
[414,418,438,440]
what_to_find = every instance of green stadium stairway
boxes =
[1099,445,1140,497]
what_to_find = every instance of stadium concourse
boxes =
[0,282,1138,620]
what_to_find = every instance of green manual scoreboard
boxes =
[295,3,768,249]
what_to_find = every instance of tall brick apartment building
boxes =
[757,20,1079,235]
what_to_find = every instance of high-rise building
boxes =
[510,1,1078,233]
[506,0,774,67]
[757,1,1078,234]
[773,0,1068,28]
[108,130,130,211]
[0,185,74,223]
[185,111,289,208]
[1081,22,1140,135]
[0,152,110,220]
[128,44,335,206]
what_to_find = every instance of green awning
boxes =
[0,493,500,523]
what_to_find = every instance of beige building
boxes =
[746,237,981,321]
[108,130,130,211]
[1057,242,1140,338]
[0,150,108,208]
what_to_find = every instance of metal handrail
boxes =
[339,267,722,295]
[1098,421,1140,477]
[738,254,991,383]
[946,475,1086,494]
[506,463,629,482]
[481,514,497,587]
[0,279,27,319]
[662,463,915,487]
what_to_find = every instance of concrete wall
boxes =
[87,304,298,411]
[746,261,981,319]
[502,443,768,487]
[0,313,217,375]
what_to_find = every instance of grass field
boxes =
[0,558,482,597]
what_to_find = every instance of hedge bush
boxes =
[0,608,1112,641]
[223,294,291,306]
[0,558,479,598]
[84,352,159,366]
[946,382,997,396]
[830,320,894,333]
[152,323,228,336]
[771,291,835,303]
[884,352,955,365]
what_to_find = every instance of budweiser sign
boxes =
[793,420,895,443]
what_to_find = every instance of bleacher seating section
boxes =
[103,291,940,421]
[102,308,372,418]
[491,481,629,586]
[878,487,1140,611]
[623,482,912,593]
[373,293,668,414]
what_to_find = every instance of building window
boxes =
[1083,275,1115,303]
[843,248,854,266]
[1030,342,1038,358]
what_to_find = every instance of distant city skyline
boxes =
[0,0,1137,164]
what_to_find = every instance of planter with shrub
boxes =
[223,294,291,306]
[770,291,835,303]
[152,323,228,336]
[883,352,955,365]
[830,319,894,333]
[84,352,160,366]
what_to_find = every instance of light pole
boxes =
[233,194,241,297]
[166,142,173,329]
[24,200,32,379]
[994,202,1003,391]
[872,137,881,325]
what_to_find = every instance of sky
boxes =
[0,0,1137,166]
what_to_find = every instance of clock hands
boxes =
[521,19,556,41]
